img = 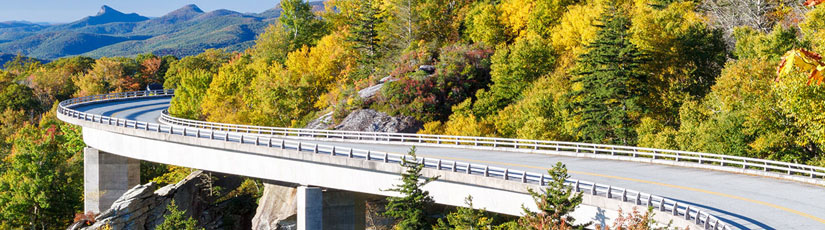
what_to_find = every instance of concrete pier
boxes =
[323,190,366,230]
[84,147,140,213]
[298,186,324,230]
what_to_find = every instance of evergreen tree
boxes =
[156,201,202,230]
[434,196,496,230]
[279,0,327,50]
[565,0,648,145]
[346,0,382,64]
[384,147,438,230]
[519,162,588,230]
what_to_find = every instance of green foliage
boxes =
[495,75,570,140]
[156,201,202,230]
[384,147,438,230]
[464,2,508,46]
[249,22,294,65]
[800,5,825,54]
[169,69,213,120]
[163,49,232,89]
[565,0,649,145]
[434,196,497,230]
[519,162,587,229]
[280,0,328,50]
[0,119,83,229]
[346,0,383,64]
[473,34,555,118]
[733,25,807,61]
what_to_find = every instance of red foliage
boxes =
[73,211,96,225]
[805,0,823,7]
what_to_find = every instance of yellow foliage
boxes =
[499,0,536,37]
[777,49,825,85]
[801,5,825,54]
[550,0,604,56]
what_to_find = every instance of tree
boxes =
[73,57,126,97]
[472,34,555,118]
[0,119,83,229]
[384,147,438,229]
[434,196,496,230]
[279,0,327,50]
[565,0,649,145]
[464,2,508,46]
[156,201,202,230]
[163,49,232,89]
[519,162,588,230]
[169,69,213,120]
[379,0,422,50]
[250,21,293,64]
[347,0,383,64]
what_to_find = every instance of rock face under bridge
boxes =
[69,171,254,230]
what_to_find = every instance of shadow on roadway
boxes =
[665,197,774,230]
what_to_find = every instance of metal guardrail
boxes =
[58,90,732,230]
[159,111,825,183]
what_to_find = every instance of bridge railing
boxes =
[158,110,825,182]
[59,90,732,230]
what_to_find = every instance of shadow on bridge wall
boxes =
[665,197,774,230]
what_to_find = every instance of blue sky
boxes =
[0,0,281,23]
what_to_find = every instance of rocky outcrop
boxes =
[251,183,298,230]
[73,171,251,230]
[305,112,334,130]
[358,83,384,100]
[334,109,422,133]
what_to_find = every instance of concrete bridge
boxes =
[57,90,825,230]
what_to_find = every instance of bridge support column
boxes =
[298,186,324,230]
[323,190,366,230]
[84,147,140,214]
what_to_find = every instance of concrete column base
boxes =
[298,186,324,230]
[84,147,140,214]
[323,190,366,230]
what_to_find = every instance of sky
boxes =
[0,0,281,23]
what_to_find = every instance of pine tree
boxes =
[384,147,438,230]
[565,0,648,146]
[346,0,382,64]
[519,162,588,230]
[156,201,202,230]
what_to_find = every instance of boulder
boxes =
[418,65,436,74]
[357,83,384,100]
[305,112,334,130]
[78,171,250,230]
[251,183,298,230]
[334,109,422,133]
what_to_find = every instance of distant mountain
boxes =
[0,2,325,60]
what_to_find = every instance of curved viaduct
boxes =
[56,90,825,230]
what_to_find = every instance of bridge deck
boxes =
[71,97,825,230]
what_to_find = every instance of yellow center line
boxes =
[417,153,825,225]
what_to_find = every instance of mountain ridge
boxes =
[0,2,325,60]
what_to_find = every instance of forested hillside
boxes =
[0,0,822,228]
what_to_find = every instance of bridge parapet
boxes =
[58,90,733,230]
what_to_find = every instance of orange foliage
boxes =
[73,211,96,225]
[777,49,825,85]
[805,0,824,7]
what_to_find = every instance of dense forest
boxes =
[0,0,823,228]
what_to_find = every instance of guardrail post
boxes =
[331,146,335,155]
[672,202,678,216]
[534,141,538,150]
[225,132,229,141]
[267,138,272,147]
[367,151,371,160]
[452,162,457,172]
[652,151,656,159]
[704,215,710,229]
[712,219,718,230]
[474,138,478,146]
[685,206,691,220]
[635,192,640,205]
[521,171,527,183]
[676,153,680,162]
[573,179,579,192]
[348,149,353,158]
[620,189,626,201]
[210,131,214,140]
[696,211,702,224]
[255,136,260,145]
[280,140,285,149]
[467,164,472,174]
[541,175,546,186]
[484,166,489,177]
[646,194,652,207]
[297,142,302,151]
[183,128,187,136]
[314,145,318,153]
[591,183,596,195]
[436,159,441,170]
[503,169,508,180]
[659,198,665,211]
[607,186,612,198]
[383,153,389,163]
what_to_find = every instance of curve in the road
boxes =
[66,92,825,230]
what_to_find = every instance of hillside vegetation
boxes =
[0,0,822,229]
